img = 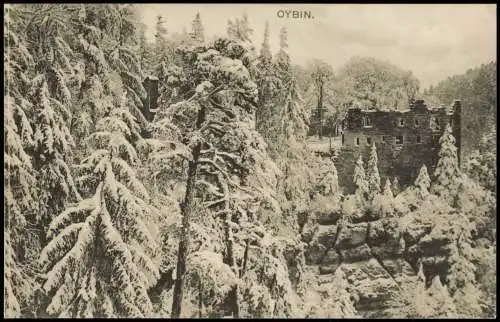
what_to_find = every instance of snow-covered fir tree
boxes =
[372,178,395,218]
[427,276,457,318]
[226,13,253,43]
[353,156,369,205]
[71,4,149,159]
[255,21,280,142]
[465,124,496,193]
[138,22,154,75]
[4,8,42,315]
[387,263,434,318]
[275,27,291,80]
[38,93,159,318]
[154,15,169,67]
[367,143,381,199]
[316,158,341,201]
[21,7,83,251]
[392,177,400,196]
[259,21,272,65]
[446,217,477,297]
[415,165,431,199]
[275,77,313,208]
[383,178,393,199]
[431,124,462,204]
[189,13,205,43]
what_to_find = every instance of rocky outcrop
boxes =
[301,213,455,317]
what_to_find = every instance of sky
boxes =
[138,4,496,89]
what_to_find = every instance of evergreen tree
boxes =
[239,13,253,42]
[392,177,400,196]
[255,22,292,154]
[38,93,159,318]
[4,4,38,247]
[4,9,40,313]
[446,220,476,296]
[367,143,381,198]
[189,13,205,43]
[317,159,341,200]
[154,15,169,68]
[272,48,313,232]
[226,19,236,39]
[412,263,432,317]
[23,6,82,248]
[452,283,484,318]
[72,4,148,154]
[275,27,291,82]
[427,276,457,318]
[386,263,433,318]
[226,13,253,43]
[465,124,496,193]
[255,21,278,138]
[371,178,395,218]
[151,37,283,317]
[415,165,431,199]
[259,21,272,65]
[431,124,461,204]
[353,156,368,205]
[383,178,393,199]
[276,78,313,207]
[308,59,334,138]
[138,23,152,73]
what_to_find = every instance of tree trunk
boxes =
[198,280,203,318]
[240,240,249,278]
[171,104,206,318]
[318,81,323,139]
[224,218,240,319]
[224,214,240,318]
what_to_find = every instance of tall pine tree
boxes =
[39,93,159,318]
[189,13,205,44]
[367,143,381,199]
[431,124,462,204]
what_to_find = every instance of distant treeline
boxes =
[423,61,496,159]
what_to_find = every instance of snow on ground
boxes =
[307,136,342,154]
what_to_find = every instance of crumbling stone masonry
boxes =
[335,100,462,193]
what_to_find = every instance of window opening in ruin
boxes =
[383,135,392,143]
[416,135,422,144]
[414,118,420,127]
[398,118,405,127]
[430,116,440,131]
[356,137,360,146]
[362,115,373,128]
[367,137,372,145]
[342,134,345,145]
[449,119,453,127]
[396,135,403,145]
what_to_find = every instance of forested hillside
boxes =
[423,62,497,191]
[3,4,496,318]
[294,57,421,137]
